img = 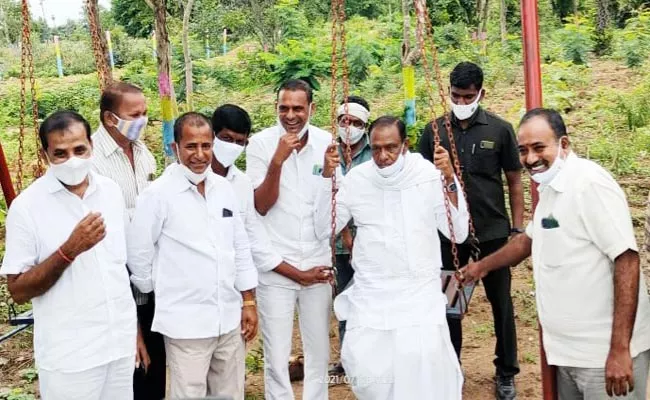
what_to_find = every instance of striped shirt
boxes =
[91,124,157,305]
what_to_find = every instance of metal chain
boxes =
[17,0,28,193]
[328,0,353,297]
[26,2,43,179]
[18,0,44,192]
[337,0,353,170]
[85,0,111,91]
[329,0,341,296]
[421,5,480,259]
[413,0,470,312]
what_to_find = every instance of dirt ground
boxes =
[241,262,543,400]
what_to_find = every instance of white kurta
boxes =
[314,152,469,399]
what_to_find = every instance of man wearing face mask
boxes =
[127,112,258,400]
[246,79,336,400]
[210,103,283,294]
[329,95,373,377]
[460,108,650,400]
[1,111,137,399]
[315,116,468,399]
[91,82,162,399]
[419,61,524,399]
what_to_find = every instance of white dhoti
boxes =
[341,322,463,400]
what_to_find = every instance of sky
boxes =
[28,0,112,27]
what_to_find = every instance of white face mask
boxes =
[530,141,565,185]
[112,113,148,141]
[451,91,482,121]
[337,126,366,145]
[48,155,93,186]
[179,162,209,185]
[213,137,245,168]
[277,104,312,140]
[373,145,406,178]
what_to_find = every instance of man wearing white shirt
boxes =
[91,81,162,399]
[127,112,258,400]
[1,110,137,400]
[315,116,468,399]
[210,104,284,274]
[246,79,334,400]
[461,108,650,399]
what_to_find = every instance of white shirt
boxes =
[127,163,258,339]
[314,152,469,330]
[91,124,157,305]
[226,166,283,272]
[91,124,157,220]
[526,152,650,368]
[0,170,137,373]
[246,124,338,288]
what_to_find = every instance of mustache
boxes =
[525,161,545,169]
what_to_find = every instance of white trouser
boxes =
[39,356,134,400]
[342,322,463,400]
[258,283,332,400]
[164,328,245,400]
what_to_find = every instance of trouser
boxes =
[164,328,245,400]
[133,296,166,400]
[441,237,520,378]
[556,349,650,400]
[341,322,463,400]
[39,356,134,400]
[257,283,332,400]
[335,254,354,349]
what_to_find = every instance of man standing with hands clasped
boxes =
[246,79,335,400]
[461,108,650,400]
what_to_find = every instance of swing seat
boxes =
[441,270,475,319]
[9,308,33,326]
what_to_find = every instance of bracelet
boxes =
[242,300,256,308]
[57,247,74,264]
[510,228,525,234]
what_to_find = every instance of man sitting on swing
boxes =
[316,116,468,399]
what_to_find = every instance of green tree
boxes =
[0,0,22,45]
[112,0,155,38]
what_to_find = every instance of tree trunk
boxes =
[85,0,112,90]
[401,0,410,65]
[182,0,195,110]
[477,0,485,33]
[500,0,507,44]
[148,0,178,161]
[573,0,578,15]
[596,0,610,32]
[480,0,490,36]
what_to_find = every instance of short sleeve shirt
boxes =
[526,153,650,368]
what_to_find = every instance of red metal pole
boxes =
[521,0,556,399]
[0,139,17,208]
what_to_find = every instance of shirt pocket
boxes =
[540,227,570,267]
[469,147,499,176]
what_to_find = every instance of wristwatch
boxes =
[446,181,458,193]
[510,227,525,235]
